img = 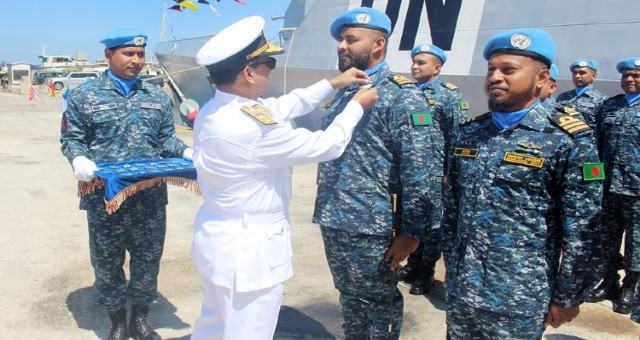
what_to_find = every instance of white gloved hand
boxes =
[72,156,99,182]
[183,148,194,160]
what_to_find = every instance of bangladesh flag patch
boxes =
[459,100,470,110]
[412,112,432,126]
[583,162,605,181]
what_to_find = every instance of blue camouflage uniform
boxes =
[60,74,188,311]
[443,105,603,338]
[443,27,603,339]
[556,87,607,129]
[414,77,468,278]
[557,60,607,130]
[596,92,640,310]
[313,62,438,339]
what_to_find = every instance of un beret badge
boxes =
[133,36,146,46]
[356,13,371,24]
[635,59,640,66]
[510,33,531,50]
[420,45,430,52]
[578,61,588,67]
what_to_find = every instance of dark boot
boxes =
[107,308,127,340]
[129,304,162,340]
[409,262,435,295]
[612,274,638,314]
[586,271,620,303]
[397,255,420,282]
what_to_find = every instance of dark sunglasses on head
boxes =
[248,57,277,70]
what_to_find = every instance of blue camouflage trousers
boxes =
[87,196,166,311]
[446,298,546,339]
[602,193,640,276]
[320,226,402,340]
[633,284,640,324]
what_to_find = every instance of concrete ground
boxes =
[0,90,638,339]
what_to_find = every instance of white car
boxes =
[49,71,101,90]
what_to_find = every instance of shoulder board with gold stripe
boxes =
[561,106,580,116]
[460,112,490,126]
[444,82,458,90]
[549,114,591,136]
[241,104,278,125]
[390,74,415,86]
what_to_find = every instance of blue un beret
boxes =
[483,28,556,67]
[549,64,558,81]
[411,44,447,64]
[570,59,598,72]
[100,28,147,49]
[616,57,640,73]
[330,7,392,41]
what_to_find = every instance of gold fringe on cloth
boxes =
[77,177,201,214]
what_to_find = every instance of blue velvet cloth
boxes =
[94,158,197,202]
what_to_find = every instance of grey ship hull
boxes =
[156,0,638,130]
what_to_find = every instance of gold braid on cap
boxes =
[246,32,269,60]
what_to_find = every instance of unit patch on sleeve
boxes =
[412,112,432,126]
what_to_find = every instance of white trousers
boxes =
[191,274,284,340]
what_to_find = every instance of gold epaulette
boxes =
[444,82,458,90]
[460,112,490,126]
[241,104,278,125]
[561,106,580,116]
[390,74,415,86]
[549,114,591,136]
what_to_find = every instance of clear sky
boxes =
[0,0,292,65]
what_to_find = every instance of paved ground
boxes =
[0,89,638,339]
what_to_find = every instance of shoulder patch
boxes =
[460,112,490,126]
[390,74,415,86]
[444,82,458,90]
[549,114,591,136]
[241,104,278,125]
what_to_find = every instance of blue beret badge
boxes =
[510,33,531,50]
[133,36,146,46]
[356,13,371,24]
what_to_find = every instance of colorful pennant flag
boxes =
[168,4,183,11]
[178,1,199,10]
[28,86,40,101]
[48,80,57,97]
[197,0,209,3]
[61,86,71,99]
[234,0,248,5]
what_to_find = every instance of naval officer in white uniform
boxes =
[190,15,378,340]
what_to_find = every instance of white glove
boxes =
[72,156,99,182]
[183,148,194,160]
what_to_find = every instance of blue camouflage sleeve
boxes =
[60,92,89,163]
[441,127,461,270]
[157,92,189,158]
[552,130,604,307]
[390,86,434,238]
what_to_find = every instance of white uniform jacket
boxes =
[191,79,364,292]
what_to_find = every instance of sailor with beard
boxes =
[442,28,604,339]
[312,6,440,339]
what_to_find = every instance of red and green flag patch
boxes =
[583,162,605,181]
[459,100,470,110]
[412,112,432,126]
